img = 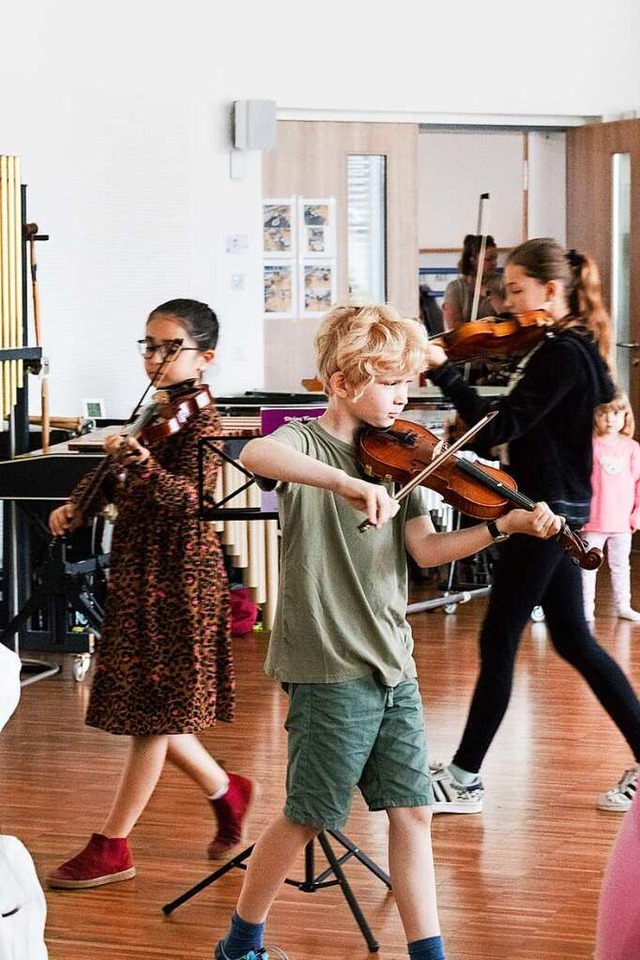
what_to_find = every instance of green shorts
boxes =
[283,675,433,831]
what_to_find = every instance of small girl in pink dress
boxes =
[582,390,640,622]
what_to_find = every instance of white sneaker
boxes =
[430,762,484,814]
[617,607,640,622]
[597,766,638,812]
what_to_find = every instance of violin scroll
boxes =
[559,527,603,571]
[139,384,212,443]
[68,383,213,530]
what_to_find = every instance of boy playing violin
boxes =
[214,303,561,960]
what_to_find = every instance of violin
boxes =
[137,384,213,443]
[357,418,603,571]
[70,382,212,529]
[434,310,555,364]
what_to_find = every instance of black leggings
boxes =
[452,534,640,774]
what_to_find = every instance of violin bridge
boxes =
[433,438,447,458]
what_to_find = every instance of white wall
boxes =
[528,132,567,245]
[263,0,640,119]
[1,0,639,415]
[418,132,524,249]
[418,130,567,257]
[2,3,267,416]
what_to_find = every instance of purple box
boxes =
[259,406,326,511]
[260,406,326,437]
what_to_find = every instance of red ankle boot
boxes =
[208,773,256,859]
[47,833,136,889]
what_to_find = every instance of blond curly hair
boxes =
[315,304,429,397]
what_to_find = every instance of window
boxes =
[347,155,386,303]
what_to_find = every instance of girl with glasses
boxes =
[46,299,254,889]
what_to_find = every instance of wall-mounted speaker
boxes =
[233,100,277,150]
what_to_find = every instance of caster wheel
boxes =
[443,603,458,615]
[530,605,545,623]
[72,653,91,682]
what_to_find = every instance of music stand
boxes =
[162,829,391,952]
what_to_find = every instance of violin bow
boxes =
[358,410,498,532]
[469,192,490,325]
[122,338,184,428]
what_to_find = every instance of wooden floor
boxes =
[2,565,639,960]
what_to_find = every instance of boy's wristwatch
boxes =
[487,519,510,542]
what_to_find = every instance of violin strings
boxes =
[391,412,499,504]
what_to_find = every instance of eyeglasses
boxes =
[136,338,200,361]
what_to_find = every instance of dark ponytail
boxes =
[506,238,611,363]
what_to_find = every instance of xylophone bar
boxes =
[212,419,280,630]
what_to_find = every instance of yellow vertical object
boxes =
[213,469,225,534]
[12,156,23,395]
[6,157,16,412]
[263,519,280,630]
[225,462,248,567]
[0,156,9,422]
[221,461,238,553]
[244,483,267,603]
[0,155,23,423]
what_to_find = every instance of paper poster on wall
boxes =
[262,196,337,318]
[262,198,296,257]
[263,261,297,318]
[298,198,336,258]
[300,260,336,317]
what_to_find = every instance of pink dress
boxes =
[583,435,640,534]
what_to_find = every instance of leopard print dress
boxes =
[72,399,234,736]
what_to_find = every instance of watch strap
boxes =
[487,519,509,542]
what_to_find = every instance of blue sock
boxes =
[217,912,265,959]
[408,935,446,960]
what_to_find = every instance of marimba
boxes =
[0,414,280,632]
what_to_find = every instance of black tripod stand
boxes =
[1,536,107,685]
[162,829,392,952]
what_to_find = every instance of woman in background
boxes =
[442,233,501,331]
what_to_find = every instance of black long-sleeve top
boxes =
[428,329,615,527]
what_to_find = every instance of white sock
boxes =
[209,783,229,801]
[448,762,480,786]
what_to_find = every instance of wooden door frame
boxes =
[567,119,640,410]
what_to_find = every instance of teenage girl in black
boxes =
[425,239,640,815]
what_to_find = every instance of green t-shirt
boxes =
[264,419,432,686]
